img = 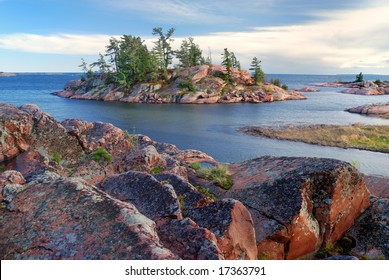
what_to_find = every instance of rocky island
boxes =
[309,76,389,96]
[53,65,305,104]
[347,102,389,119]
[1,103,387,260]
[53,28,304,104]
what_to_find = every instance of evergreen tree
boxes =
[176,37,204,68]
[221,48,232,82]
[152,27,175,74]
[250,57,265,84]
[230,52,241,70]
[355,72,364,83]
[114,35,157,84]
[105,37,120,72]
[90,53,111,75]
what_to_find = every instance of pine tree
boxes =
[152,27,175,75]
[221,48,232,82]
[250,57,265,84]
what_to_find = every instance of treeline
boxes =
[80,27,266,86]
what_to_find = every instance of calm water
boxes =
[1,73,389,176]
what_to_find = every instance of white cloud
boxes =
[1,1,389,73]
[0,33,114,55]
[93,0,278,24]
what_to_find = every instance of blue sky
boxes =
[1,0,389,74]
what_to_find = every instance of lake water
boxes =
[1,73,389,176]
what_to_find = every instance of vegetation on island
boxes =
[239,124,389,153]
[79,27,280,89]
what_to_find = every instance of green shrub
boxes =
[124,129,140,151]
[195,164,234,190]
[196,186,217,200]
[50,152,62,164]
[315,244,343,259]
[92,147,112,163]
[189,162,202,171]
[281,84,289,90]
[151,166,165,174]
[178,79,197,92]
[270,78,281,87]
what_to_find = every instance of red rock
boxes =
[363,175,389,198]
[154,173,214,210]
[346,198,388,259]
[224,156,370,259]
[186,199,257,260]
[157,218,223,260]
[346,102,389,119]
[122,145,167,173]
[98,171,181,221]
[0,170,25,200]
[0,177,178,259]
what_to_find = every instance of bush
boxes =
[50,152,62,164]
[178,79,197,92]
[92,147,112,163]
[270,78,281,87]
[195,164,234,190]
[281,84,289,90]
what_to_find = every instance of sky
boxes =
[1,0,389,74]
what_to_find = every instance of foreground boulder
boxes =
[218,157,371,259]
[0,175,178,260]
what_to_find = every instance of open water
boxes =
[1,73,389,176]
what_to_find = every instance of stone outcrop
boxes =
[309,81,389,95]
[343,175,389,259]
[346,102,389,119]
[53,65,305,104]
[215,157,371,259]
[0,174,178,260]
[0,103,381,260]
[186,199,257,260]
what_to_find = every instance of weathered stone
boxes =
[346,198,388,259]
[0,103,33,162]
[347,102,389,119]
[98,171,181,221]
[223,156,370,259]
[325,255,359,260]
[154,173,213,210]
[186,199,257,260]
[157,218,223,260]
[0,177,178,260]
[123,145,167,173]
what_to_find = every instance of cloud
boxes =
[1,1,388,73]
[93,0,278,24]
[0,33,114,55]
[190,2,389,73]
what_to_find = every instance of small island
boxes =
[239,123,389,153]
[53,27,305,104]
[309,73,389,95]
[0,72,16,77]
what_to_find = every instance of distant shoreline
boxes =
[0,72,16,77]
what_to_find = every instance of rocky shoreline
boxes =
[309,81,389,95]
[347,102,389,119]
[0,72,16,77]
[53,65,305,104]
[1,103,387,260]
